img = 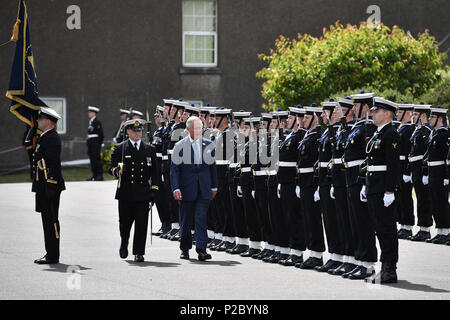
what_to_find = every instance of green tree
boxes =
[257,21,448,110]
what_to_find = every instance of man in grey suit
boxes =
[171,117,218,261]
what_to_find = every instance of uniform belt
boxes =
[87,134,99,139]
[368,165,387,172]
[216,160,230,165]
[266,170,277,176]
[229,163,240,168]
[298,167,314,174]
[278,161,297,167]
[241,167,251,173]
[345,159,365,168]
[409,155,424,163]
[399,155,406,161]
[156,153,162,158]
[167,149,174,155]
[253,170,267,176]
[332,158,344,165]
[319,162,330,168]
[162,155,169,160]
[428,161,445,167]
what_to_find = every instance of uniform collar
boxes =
[129,139,142,150]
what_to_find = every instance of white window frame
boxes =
[41,97,67,135]
[182,0,218,67]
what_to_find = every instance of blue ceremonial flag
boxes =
[5,0,48,131]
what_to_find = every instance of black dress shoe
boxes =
[342,264,361,278]
[86,177,95,181]
[314,259,342,272]
[134,255,144,262]
[226,244,239,254]
[168,230,180,241]
[279,254,303,266]
[262,251,279,263]
[348,266,375,280]
[209,240,222,251]
[152,227,164,236]
[180,251,190,260]
[365,263,397,284]
[94,176,104,181]
[230,244,249,255]
[409,230,431,242]
[427,234,448,244]
[161,228,176,239]
[328,262,357,276]
[198,251,212,261]
[119,245,128,259]
[34,255,59,264]
[296,257,323,269]
[241,248,261,257]
[216,241,229,252]
[397,229,412,239]
[258,249,274,260]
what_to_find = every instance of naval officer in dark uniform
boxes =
[33,107,65,264]
[364,97,401,284]
[87,106,104,181]
[109,119,160,262]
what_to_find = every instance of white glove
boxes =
[277,184,281,199]
[161,174,164,182]
[251,190,255,199]
[402,175,412,183]
[422,176,429,185]
[383,193,395,207]
[295,186,301,198]
[444,179,449,186]
[113,137,117,143]
[314,187,320,202]
[360,185,367,203]
[237,186,243,198]
[101,143,105,148]
[330,186,335,199]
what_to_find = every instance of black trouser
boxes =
[216,177,234,238]
[230,179,248,239]
[319,185,344,255]
[87,140,103,178]
[36,192,61,260]
[301,185,325,253]
[162,170,175,225]
[268,176,283,248]
[207,200,217,233]
[347,184,377,263]
[255,182,273,244]
[281,182,305,251]
[397,180,414,226]
[241,184,262,242]
[367,193,399,264]
[334,185,355,257]
[411,163,433,227]
[429,169,450,228]
[118,200,149,255]
[155,176,170,228]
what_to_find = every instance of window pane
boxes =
[183,0,194,15]
[185,49,195,64]
[205,50,214,63]
[183,16,195,32]
[195,50,204,64]
[185,35,195,50]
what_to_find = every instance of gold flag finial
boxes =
[11,18,21,42]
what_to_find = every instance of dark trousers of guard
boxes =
[36,192,61,260]
[300,186,325,253]
[334,185,355,257]
[230,178,248,239]
[241,185,263,242]
[155,176,171,231]
[162,170,174,225]
[347,184,377,262]
[411,164,433,227]
[429,168,450,228]
[396,180,414,226]
[207,201,217,233]
[87,140,103,179]
[267,176,284,249]
[319,185,344,256]
[118,201,149,255]
[216,177,233,238]
[367,193,399,263]
[281,182,305,251]
[254,180,273,244]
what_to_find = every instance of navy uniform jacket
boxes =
[170,137,218,201]
[87,117,104,145]
[427,127,449,181]
[239,137,256,188]
[277,129,305,184]
[109,140,160,202]
[397,123,414,176]
[318,126,338,187]
[297,128,321,188]
[331,122,351,188]
[409,124,432,181]
[365,123,401,195]
[32,129,66,195]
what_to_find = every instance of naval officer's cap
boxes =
[38,107,61,123]
[371,97,398,113]
[124,119,147,131]
[88,106,100,113]
[321,99,338,112]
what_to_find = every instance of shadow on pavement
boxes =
[385,280,450,293]
[125,260,181,268]
[42,263,92,274]
[188,260,241,266]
